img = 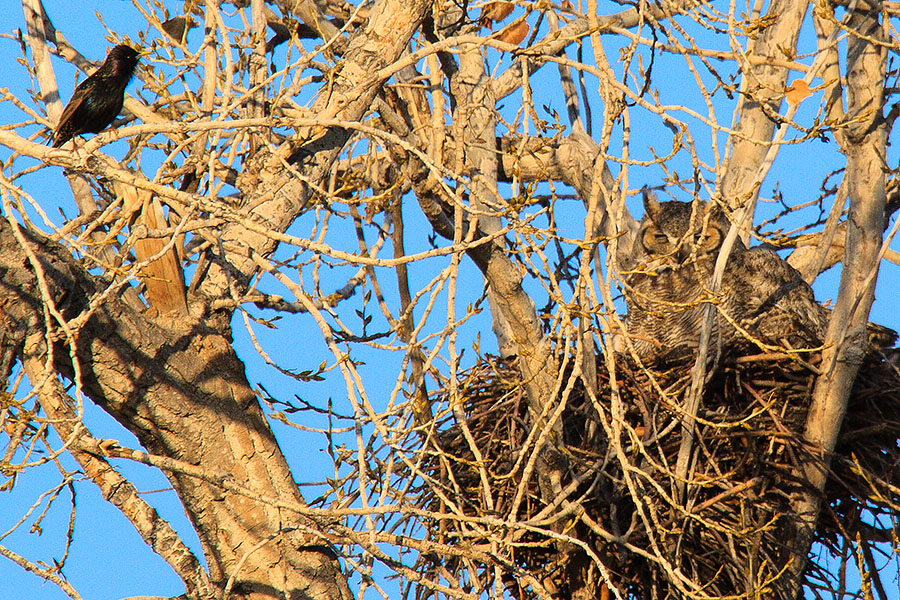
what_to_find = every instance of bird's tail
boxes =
[44,129,59,148]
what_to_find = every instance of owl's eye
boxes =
[696,227,722,250]
[643,227,670,251]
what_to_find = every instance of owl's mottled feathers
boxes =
[623,194,828,361]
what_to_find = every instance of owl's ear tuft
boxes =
[642,188,661,221]
[704,201,732,229]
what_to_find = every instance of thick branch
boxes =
[786,6,887,596]
[18,359,213,600]
[197,0,431,301]
[495,133,638,263]
[0,219,350,600]
[720,0,808,214]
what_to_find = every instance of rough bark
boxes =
[786,6,888,595]
[0,220,351,600]
[198,0,431,300]
[4,1,899,598]
[719,0,808,217]
[454,41,519,359]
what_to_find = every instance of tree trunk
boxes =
[0,220,351,600]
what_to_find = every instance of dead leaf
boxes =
[162,16,196,43]
[785,79,812,105]
[496,20,529,46]
[479,1,514,28]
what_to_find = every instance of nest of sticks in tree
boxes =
[413,347,900,600]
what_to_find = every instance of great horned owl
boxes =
[622,193,828,361]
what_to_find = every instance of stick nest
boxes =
[412,349,900,599]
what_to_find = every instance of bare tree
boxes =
[1,1,899,599]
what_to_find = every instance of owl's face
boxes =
[623,192,835,361]
[635,195,727,273]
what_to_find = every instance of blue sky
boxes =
[1,2,899,599]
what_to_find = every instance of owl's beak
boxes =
[642,256,675,274]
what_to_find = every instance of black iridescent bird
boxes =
[51,44,142,148]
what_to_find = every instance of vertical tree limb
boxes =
[452,43,518,358]
[787,5,887,596]
[20,352,213,599]
[720,0,808,221]
[0,220,353,600]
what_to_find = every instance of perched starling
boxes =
[51,44,142,148]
